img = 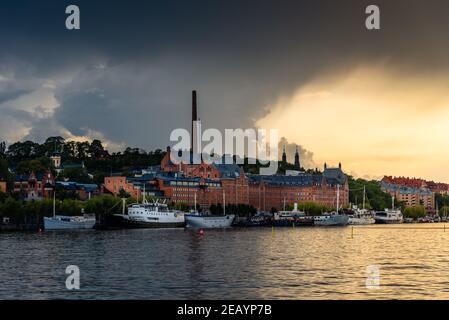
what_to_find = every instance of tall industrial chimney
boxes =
[192,90,198,122]
[191,90,198,155]
[191,90,202,164]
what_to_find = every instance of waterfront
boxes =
[1,224,449,299]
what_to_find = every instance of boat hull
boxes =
[273,218,314,227]
[44,217,96,230]
[108,214,185,229]
[314,215,349,226]
[374,218,403,224]
[185,214,235,229]
[348,217,376,225]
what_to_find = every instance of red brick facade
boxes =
[14,170,55,201]
[248,180,349,212]
[104,176,142,199]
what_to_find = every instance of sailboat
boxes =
[44,189,96,230]
[185,192,235,229]
[348,186,375,225]
[314,184,349,226]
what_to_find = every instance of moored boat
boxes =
[348,208,375,225]
[184,192,235,229]
[374,209,403,224]
[185,213,235,229]
[44,215,96,230]
[273,203,314,227]
[114,200,185,228]
[374,196,403,224]
[44,189,96,230]
[314,213,349,226]
[347,186,375,225]
[313,183,349,226]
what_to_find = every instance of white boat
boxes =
[115,200,185,228]
[44,215,96,230]
[44,191,96,230]
[374,209,403,224]
[184,192,235,229]
[273,203,314,226]
[348,186,376,225]
[348,210,375,225]
[185,213,235,228]
[348,208,375,225]
[374,195,403,224]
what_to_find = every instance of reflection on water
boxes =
[1,224,449,299]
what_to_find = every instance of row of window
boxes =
[169,181,221,187]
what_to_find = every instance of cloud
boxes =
[1,0,449,184]
[278,137,318,170]
[256,65,449,181]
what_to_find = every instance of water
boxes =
[1,224,449,299]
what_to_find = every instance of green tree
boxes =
[403,205,426,219]
[16,157,52,175]
[84,195,122,215]
[89,139,105,159]
[348,176,398,211]
[59,167,92,183]
[0,141,6,158]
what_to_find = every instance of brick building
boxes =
[104,90,349,212]
[247,166,349,212]
[104,175,143,199]
[381,176,436,212]
[14,170,55,201]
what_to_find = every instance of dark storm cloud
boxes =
[1,0,449,150]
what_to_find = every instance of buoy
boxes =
[198,229,204,236]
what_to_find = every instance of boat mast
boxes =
[53,188,56,218]
[283,196,286,211]
[363,185,366,210]
[143,183,146,204]
[194,192,197,212]
[336,184,340,213]
[223,191,226,216]
[392,195,395,210]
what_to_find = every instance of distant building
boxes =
[381,176,436,213]
[14,170,55,201]
[104,175,143,199]
[104,171,164,200]
[56,181,100,200]
[381,182,435,213]
[426,181,449,195]
[50,151,62,173]
[49,150,85,174]
[104,91,349,212]
[248,165,349,212]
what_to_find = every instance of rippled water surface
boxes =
[1,224,449,299]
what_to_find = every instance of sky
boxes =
[1,0,449,181]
